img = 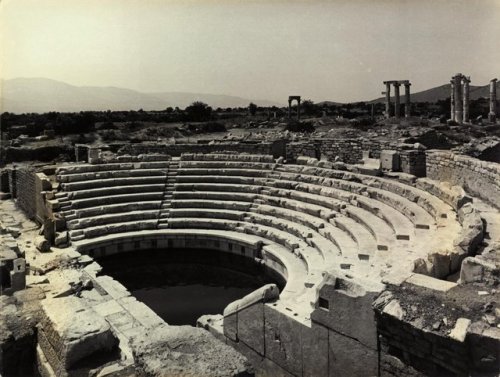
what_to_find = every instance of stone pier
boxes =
[489,78,498,122]
[288,96,301,121]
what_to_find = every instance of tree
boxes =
[185,101,212,122]
[301,100,316,116]
[248,102,257,116]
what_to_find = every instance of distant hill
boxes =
[369,81,499,104]
[316,101,344,106]
[0,78,282,113]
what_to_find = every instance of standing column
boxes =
[288,100,292,119]
[489,78,498,122]
[394,83,401,119]
[384,82,391,119]
[463,76,470,123]
[450,80,455,120]
[453,74,463,123]
[404,82,411,118]
[297,99,301,121]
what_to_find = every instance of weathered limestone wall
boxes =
[220,271,385,377]
[374,289,500,377]
[286,138,426,176]
[426,150,500,208]
[375,303,469,376]
[400,150,426,177]
[117,140,286,159]
[285,141,318,161]
[13,167,37,220]
[34,173,52,224]
[0,169,9,193]
[4,145,74,164]
[1,167,51,224]
[286,139,364,164]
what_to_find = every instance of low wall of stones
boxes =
[117,140,286,159]
[1,167,51,224]
[4,145,74,163]
[216,271,384,377]
[12,167,37,220]
[374,288,499,377]
[426,150,500,208]
[286,138,426,176]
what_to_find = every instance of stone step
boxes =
[158,223,169,229]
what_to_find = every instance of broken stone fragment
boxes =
[54,231,69,247]
[449,318,471,342]
[35,236,50,252]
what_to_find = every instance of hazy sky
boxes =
[1,0,499,103]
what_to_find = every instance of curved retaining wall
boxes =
[426,150,500,209]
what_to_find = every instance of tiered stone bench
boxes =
[53,153,464,285]
[42,152,495,377]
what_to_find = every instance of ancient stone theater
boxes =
[1,87,499,376]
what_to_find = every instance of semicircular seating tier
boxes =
[53,153,465,318]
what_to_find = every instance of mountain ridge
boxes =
[1,77,282,113]
[2,77,498,114]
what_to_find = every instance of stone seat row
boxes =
[172,182,414,242]
[72,229,316,314]
[65,194,388,278]
[54,157,461,272]
[56,158,453,232]
[56,161,170,176]
[172,169,445,228]
[56,168,168,183]
[57,181,425,256]
[177,159,456,224]
[277,164,456,220]
[57,157,458,229]
[59,173,416,255]
[57,170,438,236]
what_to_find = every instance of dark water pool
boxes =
[97,248,284,326]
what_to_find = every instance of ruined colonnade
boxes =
[383,80,411,119]
[450,73,471,124]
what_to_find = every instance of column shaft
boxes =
[404,84,411,118]
[489,79,498,122]
[385,83,391,119]
[394,84,401,119]
[453,74,463,123]
[463,77,470,123]
[450,80,455,120]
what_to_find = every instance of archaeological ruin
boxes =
[450,73,472,124]
[1,78,499,377]
[288,96,302,121]
[383,80,411,119]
